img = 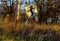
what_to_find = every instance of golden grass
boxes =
[0,17,60,41]
[0,17,60,33]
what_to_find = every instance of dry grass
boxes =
[0,17,60,41]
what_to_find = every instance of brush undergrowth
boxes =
[0,17,60,41]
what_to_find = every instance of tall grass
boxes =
[0,17,60,41]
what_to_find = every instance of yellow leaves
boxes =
[32,4,38,13]
[25,5,31,17]
[25,4,38,17]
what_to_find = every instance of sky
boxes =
[0,0,1,1]
[20,0,34,11]
[0,0,34,11]
[0,0,1,4]
[0,0,34,4]
[0,0,34,6]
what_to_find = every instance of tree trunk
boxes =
[17,0,20,21]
